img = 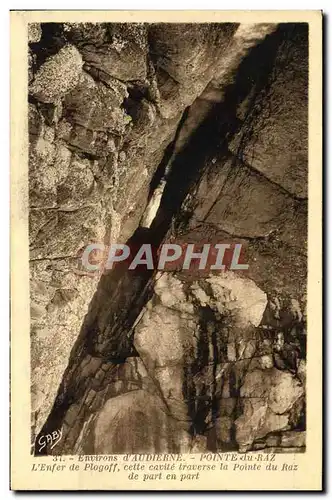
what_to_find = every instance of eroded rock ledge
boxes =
[29,22,307,454]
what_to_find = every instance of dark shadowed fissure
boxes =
[34,24,304,455]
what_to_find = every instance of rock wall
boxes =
[29,22,307,454]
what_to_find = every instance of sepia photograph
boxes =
[28,18,309,456]
[10,10,322,491]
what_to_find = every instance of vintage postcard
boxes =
[10,10,322,491]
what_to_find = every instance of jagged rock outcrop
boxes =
[29,22,238,438]
[29,22,307,454]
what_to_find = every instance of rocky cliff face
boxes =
[29,22,307,454]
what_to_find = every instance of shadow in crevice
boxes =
[34,23,305,455]
[29,23,66,70]
[151,23,308,241]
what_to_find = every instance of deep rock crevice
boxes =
[29,22,307,455]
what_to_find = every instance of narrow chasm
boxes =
[30,22,308,455]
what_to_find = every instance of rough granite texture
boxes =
[29,22,307,454]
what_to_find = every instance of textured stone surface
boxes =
[206,273,267,327]
[93,390,191,454]
[29,22,307,453]
[66,23,148,82]
[229,26,308,198]
[29,44,83,103]
[235,368,304,451]
[28,23,42,44]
